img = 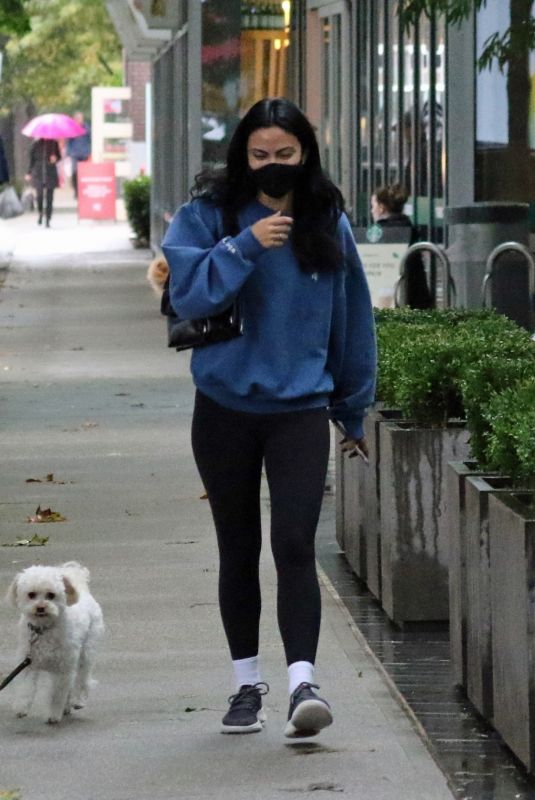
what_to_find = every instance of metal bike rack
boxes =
[394,242,456,308]
[481,241,535,308]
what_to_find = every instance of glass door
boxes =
[317,2,351,204]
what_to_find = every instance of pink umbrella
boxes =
[21,113,86,139]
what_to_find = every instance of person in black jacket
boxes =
[25,138,61,227]
[371,184,433,309]
[0,134,9,185]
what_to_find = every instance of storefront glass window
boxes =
[353,2,444,238]
[356,2,369,221]
[373,3,386,193]
[201,1,292,168]
[320,10,343,187]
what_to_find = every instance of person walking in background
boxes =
[25,138,61,228]
[0,133,10,184]
[371,183,433,309]
[65,112,91,198]
[162,98,376,738]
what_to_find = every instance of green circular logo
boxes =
[366,224,383,243]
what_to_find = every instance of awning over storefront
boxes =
[105,0,173,60]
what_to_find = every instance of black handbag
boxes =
[161,277,242,351]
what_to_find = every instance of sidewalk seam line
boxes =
[317,563,457,798]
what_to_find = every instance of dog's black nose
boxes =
[35,606,46,614]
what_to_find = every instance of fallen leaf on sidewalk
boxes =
[183,707,214,713]
[2,533,49,547]
[279,784,344,794]
[27,506,66,523]
[0,791,22,800]
[165,540,198,546]
[199,492,208,500]
[25,473,67,484]
[189,602,217,608]
[82,421,98,429]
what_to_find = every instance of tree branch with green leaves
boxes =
[0,0,122,115]
[399,0,535,73]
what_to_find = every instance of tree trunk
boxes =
[507,0,532,148]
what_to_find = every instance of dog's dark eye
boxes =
[45,592,55,600]
[28,592,37,599]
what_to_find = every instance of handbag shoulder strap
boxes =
[160,275,173,318]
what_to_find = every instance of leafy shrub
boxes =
[123,175,151,243]
[460,355,535,465]
[375,321,434,406]
[374,307,506,328]
[390,330,465,425]
[375,308,535,430]
[484,378,535,487]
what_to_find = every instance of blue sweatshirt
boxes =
[162,198,376,439]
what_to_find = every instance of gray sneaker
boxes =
[221,682,269,734]
[284,682,333,738]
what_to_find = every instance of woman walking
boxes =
[26,138,61,227]
[162,98,376,738]
[371,183,433,309]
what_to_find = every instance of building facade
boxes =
[106,1,535,252]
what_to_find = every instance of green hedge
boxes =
[123,175,151,243]
[375,308,535,476]
[484,378,535,488]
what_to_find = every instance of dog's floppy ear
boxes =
[62,575,80,606]
[5,575,20,607]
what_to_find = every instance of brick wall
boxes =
[125,60,151,142]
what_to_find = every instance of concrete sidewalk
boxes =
[0,207,455,800]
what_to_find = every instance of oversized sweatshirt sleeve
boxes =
[329,215,377,440]
[161,199,266,319]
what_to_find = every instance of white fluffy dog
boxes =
[5,561,104,724]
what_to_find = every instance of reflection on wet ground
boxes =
[316,534,535,800]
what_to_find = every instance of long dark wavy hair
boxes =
[191,98,345,273]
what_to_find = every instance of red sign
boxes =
[78,162,116,220]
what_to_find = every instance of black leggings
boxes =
[36,186,54,221]
[191,391,330,666]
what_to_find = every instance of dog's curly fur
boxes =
[147,254,169,296]
[6,562,104,724]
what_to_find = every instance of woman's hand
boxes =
[340,437,369,463]
[250,211,293,249]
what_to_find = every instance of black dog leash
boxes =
[0,624,43,691]
[0,657,32,691]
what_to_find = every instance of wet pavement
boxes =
[316,528,535,800]
[2,196,535,799]
[0,202,456,800]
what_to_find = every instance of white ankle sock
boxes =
[288,661,315,695]
[232,656,261,690]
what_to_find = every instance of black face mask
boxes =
[248,162,304,199]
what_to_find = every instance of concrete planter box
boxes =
[335,408,402,596]
[379,421,470,625]
[463,475,512,721]
[335,430,346,551]
[361,409,403,600]
[341,426,366,580]
[447,461,498,689]
[489,491,535,771]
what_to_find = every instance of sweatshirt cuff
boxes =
[231,227,268,262]
[337,416,364,440]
